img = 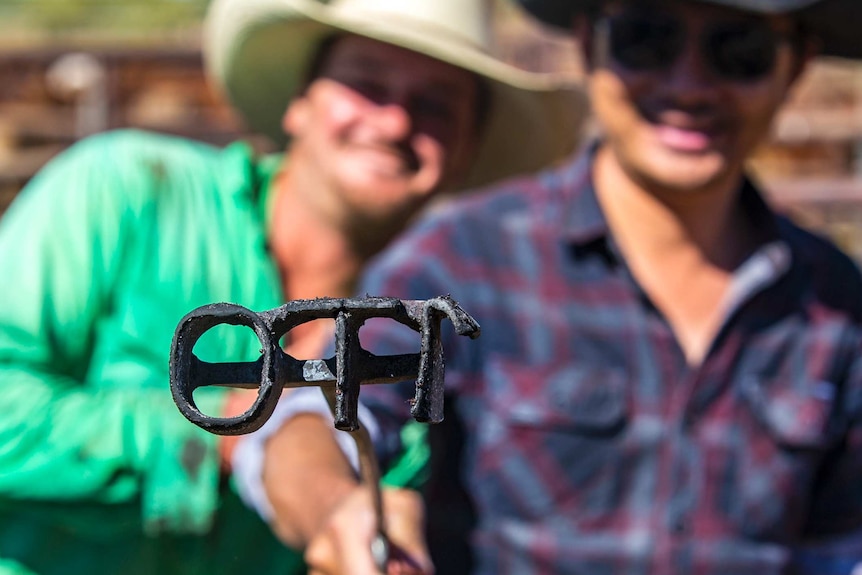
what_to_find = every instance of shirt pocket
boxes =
[730,377,837,538]
[474,357,629,522]
[498,364,627,433]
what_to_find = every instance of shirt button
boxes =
[672,516,688,534]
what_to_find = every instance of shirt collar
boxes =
[559,143,612,247]
[737,176,783,243]
[254,152,285,233]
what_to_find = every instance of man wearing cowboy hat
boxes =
[0,0,583,573]
[252,0,862,573]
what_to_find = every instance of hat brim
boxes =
[205,0,588,190]
[516,0,862,60]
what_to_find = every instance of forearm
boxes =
[263,413,360,548]
[263,414,433,574]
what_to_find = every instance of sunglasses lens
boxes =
[706,22,778,81]
[604,10,783,82]
[607,13,682,71]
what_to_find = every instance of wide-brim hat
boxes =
[515,0,862,59]
[204,0,590,190]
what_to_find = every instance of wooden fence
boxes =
[1,19,861,262]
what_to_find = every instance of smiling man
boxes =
[0,0,585,574]
[251,0,862,573]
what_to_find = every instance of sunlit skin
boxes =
[281,35,480,243]
[582,0,808,201]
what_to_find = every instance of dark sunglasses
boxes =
[597,10,793,82]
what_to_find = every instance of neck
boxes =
[266,163,372,302]
[592,146,760,366]
[593,146,752,270]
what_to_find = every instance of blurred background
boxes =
[0,0,861,262]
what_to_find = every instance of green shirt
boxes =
[0,130,304,575]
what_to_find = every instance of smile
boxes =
[352,144,418,173]
[648,108,725,153]
[654,124,715,152]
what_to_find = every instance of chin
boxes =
[342,174,409,198]
[644,150,732,193]
[657,176,722,195]
[347,182,423,216]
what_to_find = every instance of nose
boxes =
[662,25,721,101]
[666,35,717,90]
[370,99,413,140]
[658,38,723,113]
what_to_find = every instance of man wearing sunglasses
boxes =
[251,0,862,573]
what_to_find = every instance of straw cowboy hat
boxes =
[204,0,589,190]
[516,0,862,59]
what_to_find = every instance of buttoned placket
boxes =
[674,245,790,569]
[601,226,792,569]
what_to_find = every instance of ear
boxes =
[282,96,309,138]
[442,132,480,190]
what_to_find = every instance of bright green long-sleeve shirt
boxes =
[0,130,304,574]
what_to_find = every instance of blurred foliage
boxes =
[0,0,210,34]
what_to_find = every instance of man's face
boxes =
[284,35,479,227]
[584,0,807,194]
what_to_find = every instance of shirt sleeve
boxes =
[231,387,382,520]
[0,133,223,535]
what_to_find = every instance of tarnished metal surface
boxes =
[169,295,480,434]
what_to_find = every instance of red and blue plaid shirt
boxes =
[356,147,862,574]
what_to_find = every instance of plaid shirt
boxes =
[355,147,862,575]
